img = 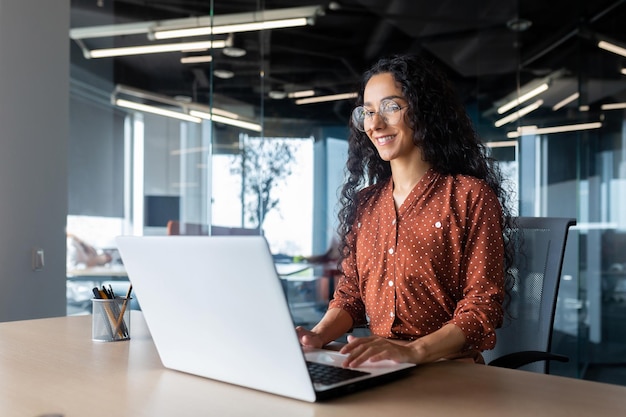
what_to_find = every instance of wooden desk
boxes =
[1,313,625,416]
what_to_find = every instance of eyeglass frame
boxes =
[351,97,409,132]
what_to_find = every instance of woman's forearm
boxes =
[311,307,355,345]
[408,323,467,363]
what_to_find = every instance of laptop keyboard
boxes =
[306,361,371,386]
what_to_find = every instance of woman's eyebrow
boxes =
[363,95,405,107]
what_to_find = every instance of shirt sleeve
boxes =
[446,183,505,351]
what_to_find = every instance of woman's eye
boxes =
[382,101,401,112]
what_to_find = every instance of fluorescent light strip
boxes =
[181,55,213,64]
[287,90,315,98]
[116,99,202,123]
[494,99,543,127]
[497,83,549,114]
[88,40,227,58]
[621,68,626,75]
[189,110,262,132]
[601,102,626,110]
[154,17,308,39]
[295,92,358,105]
[485,140,518,148]
[506,122,602,138]
[70,6,322,39]
[209,107,241,119]
[71,22,160,40]
[598,40,626,58]
[552,92,579,111]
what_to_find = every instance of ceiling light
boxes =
[223,46,247,58]
[621,68,626,75]
[598,40,626,58]
[485,140,518,148]
[70,6,322,60]
[154,18,309,39]
[189,110,262,132]
[87,39,227,59]
[268,91,287,99]
[506,18,532,32]
[552,92,579,111]
[494,99,543,127]
[209,107,241,119]
[112,84,260,131]
[288,90,315,99]
[506,122,602,138]
[222,34,247,57]
[70,6,323,40]
[579,105,590,112]
[295,92,357,105]
[115,99,202,123]
[497,83,549,114]
[214,69,235,79]
[601,102,626,110]
[181,55,213,64]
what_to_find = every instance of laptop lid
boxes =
[115,235,414,402]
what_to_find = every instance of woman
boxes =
[297,54,513,367]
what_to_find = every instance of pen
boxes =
[93,287,115,338]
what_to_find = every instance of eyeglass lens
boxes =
[351,99,405,132]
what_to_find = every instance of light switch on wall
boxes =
[32,248,45,271]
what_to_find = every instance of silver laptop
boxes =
[115,235,415,402]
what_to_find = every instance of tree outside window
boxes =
[231,134,297,231]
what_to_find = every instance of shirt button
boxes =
[435,221,442,228]
[357,222,361,228]
[392,219,396,225]
[388,280,393,287]
[388,248,394,254]
[389,311,395,318]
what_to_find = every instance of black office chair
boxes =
[483,216,576,373]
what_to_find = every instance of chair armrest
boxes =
[488,350,569,369]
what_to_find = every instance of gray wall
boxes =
[0,0,69,321]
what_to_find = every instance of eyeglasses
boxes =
[351,98,408,132]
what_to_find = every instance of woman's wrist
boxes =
[408,339,428,364]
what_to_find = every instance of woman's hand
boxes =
[295,308,355,349]
[340,323,467,367]
[295,326,325,348]
[340,335,418,367]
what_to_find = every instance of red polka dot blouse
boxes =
[329,169,505,355]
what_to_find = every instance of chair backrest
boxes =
[166,220,209,236]
[482,216,576,373]
[166,220,260,236]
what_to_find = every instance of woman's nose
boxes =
[368,111,386,130]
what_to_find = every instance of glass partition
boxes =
[68,0,626,386]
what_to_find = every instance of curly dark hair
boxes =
[336,53,515,295]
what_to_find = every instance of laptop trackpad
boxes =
[304,348,408,371]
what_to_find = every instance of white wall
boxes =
[0,0,69,321]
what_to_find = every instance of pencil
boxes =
[113,284,133,338]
